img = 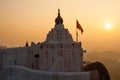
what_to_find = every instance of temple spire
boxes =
[55,9,63,24]
[58,9,60,16]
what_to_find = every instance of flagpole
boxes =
[76,20,78,42]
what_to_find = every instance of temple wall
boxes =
[0,66,92,80]
[0,42,83,72]
[0,47,29,69]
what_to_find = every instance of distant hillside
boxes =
[84,51,120,80]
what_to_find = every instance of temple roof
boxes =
[46,9,73,43]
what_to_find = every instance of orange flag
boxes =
[76,20,84,34]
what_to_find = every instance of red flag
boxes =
[76,20,84,34]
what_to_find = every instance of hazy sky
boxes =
[0,0,120,51]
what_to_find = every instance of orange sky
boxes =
[0,0,120,51]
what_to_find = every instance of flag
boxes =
[76,20,84,34]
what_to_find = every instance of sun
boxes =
[105,23,112,30]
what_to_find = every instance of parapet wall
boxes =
[0,66,92,80]
[0,41,83,72]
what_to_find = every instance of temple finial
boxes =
[55,9,63,24]
[58,9,60,16]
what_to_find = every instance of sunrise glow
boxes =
[105,23,112,30]
[0,0,120,51]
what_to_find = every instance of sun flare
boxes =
[105,23,112,30]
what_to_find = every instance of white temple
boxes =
[0,9,100,80]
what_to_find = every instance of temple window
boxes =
[34,54,39,58]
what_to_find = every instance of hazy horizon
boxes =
[0,0,120,52]
[84,51,120,80]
